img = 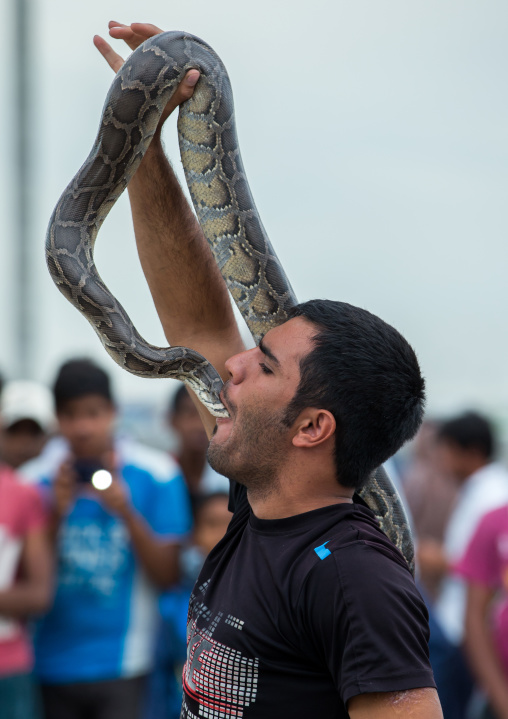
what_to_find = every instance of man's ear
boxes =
[292,409,336,448]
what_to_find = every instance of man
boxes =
[21,358,192,719]
[94,22,442,718]
[425,411,508,642]
[418,412,508,717]
[0,380,55,469]
[169,385,229,509]
[0,385,53,719]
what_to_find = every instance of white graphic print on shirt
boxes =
[182,581,259,719]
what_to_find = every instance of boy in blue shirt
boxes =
[27,359,192,719]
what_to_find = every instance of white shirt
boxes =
[434,462,508,644]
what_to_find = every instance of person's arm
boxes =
[46,460,76,542]
[94,23,245,437]
[416,538,449,581]
[98,477,180,589]
[0,526,53,618]
[348,688,443,718]
[464,582,508,719]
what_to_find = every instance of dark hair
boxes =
[169,384,191,416]
[437,411,495,460]
[53,359,113,411]
[284,300,425,490]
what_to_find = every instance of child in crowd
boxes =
[145,492,231,719]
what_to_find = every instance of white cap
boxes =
[1,381,55,433]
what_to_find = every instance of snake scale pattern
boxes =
[46,31,414,572]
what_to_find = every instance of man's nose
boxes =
[224,348,256,383]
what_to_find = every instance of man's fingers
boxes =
[95,24,200,120]
[108,21,163,52]
[93,35,124,73]
[170,70,200,108]
[129,22,164,38]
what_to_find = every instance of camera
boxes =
[73,459,105,484]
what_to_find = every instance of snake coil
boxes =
[46,31,415,572]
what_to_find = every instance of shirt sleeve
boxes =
[19,483,48,535]
[455,510,501,588]
[298,540,435,705]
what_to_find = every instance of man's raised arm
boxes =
[94,23,245,435]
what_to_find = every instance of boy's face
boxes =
[0,419,47,469]
[56,394,115,459]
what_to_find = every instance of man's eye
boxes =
[259,363,273,375]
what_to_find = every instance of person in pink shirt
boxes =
[0,463,53,717]
[456,504,508,719]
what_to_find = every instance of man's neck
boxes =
[247,467,354,520]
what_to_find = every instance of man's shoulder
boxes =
[254,503,413,600]
[306,504,411,581]
[290,505,429,687]
[118,438,181,484]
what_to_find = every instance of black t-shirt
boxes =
[181,481,435,719]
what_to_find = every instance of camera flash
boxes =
[91,470,113,491]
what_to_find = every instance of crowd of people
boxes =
[1,354,507,719]
[0,359,230,719]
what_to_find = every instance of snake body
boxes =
[46,31,414,572]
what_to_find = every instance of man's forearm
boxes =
[348,688,443,718]
[128,135,245,377]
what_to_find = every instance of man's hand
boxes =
[93,21,200,135]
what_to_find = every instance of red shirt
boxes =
[455,504,508,680]
[0,466,46,676]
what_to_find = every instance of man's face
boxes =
[56,394,115,459]
[207,317,316,494]
[434,439,481,483]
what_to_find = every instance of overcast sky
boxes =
[1,0,507,425]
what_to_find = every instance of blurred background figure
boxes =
[0,381,55,470]
[404,419,459,599]
[20,359,192,719]
[456,504,508,719]
[417,411,508,719]
[0,377,53,719]
[145,491,231,719]
[168,386,228,508]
